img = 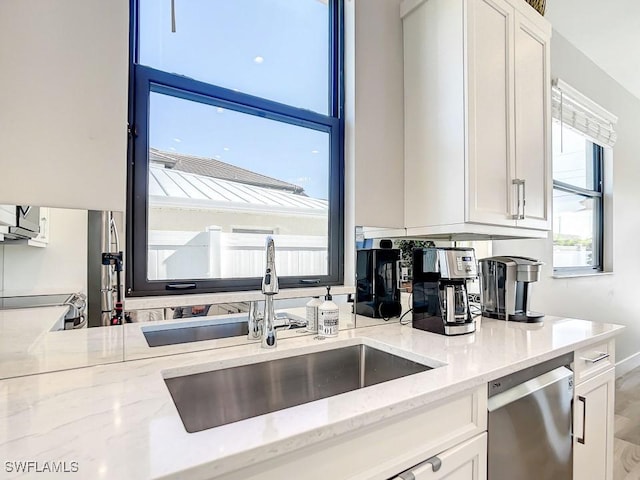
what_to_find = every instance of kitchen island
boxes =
[0,316,623,479]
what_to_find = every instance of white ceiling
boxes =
[546,0,640,100]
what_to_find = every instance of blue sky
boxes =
[139,0,330,199]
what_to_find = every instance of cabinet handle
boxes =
[425,456,442,472]
[511,179,525,220]
[521,179,526,219]
[577,395,586,444]
[580,352,610,364]
[396,455,442,479]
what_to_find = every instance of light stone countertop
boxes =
[0,316,624,479]
[0,307,124,379]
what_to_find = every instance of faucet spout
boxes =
[261,236,279,349]
[262,294,277,348]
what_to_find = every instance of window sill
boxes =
[552,271,613,279]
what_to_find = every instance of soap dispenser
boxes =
[305,296,322,333]
[318,287,339,337]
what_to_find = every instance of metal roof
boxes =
[149,148,306,195]
[149,164,327,216]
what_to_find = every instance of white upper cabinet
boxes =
[402,0,551,238]
[0,0,129,212]
[466,0,515,228]
[349,0,406,229]
[513,11,551,230]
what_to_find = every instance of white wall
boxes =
[2,208,88,296]
[492,32,640,363]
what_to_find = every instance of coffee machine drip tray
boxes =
[483,310,544,323]
[412,314,477,336]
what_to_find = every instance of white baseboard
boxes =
[616,352,640,377]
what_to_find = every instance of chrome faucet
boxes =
[261,236,279,348]
[246,237,308,347]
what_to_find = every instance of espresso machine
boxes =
[356,245,402,319]
[412,247,478,336]
[478,256,544,322]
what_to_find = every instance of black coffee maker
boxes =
[412,247,477,335]
[356,243,402,319]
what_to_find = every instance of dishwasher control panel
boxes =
[488,351,573,397]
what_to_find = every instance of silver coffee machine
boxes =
[478,256,544,322]
[412,247,478,335]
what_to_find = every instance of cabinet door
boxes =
[466,0,516,227]
[0,0,128,212]
[391,433,487,480]
[574,369,615,480]
[513,12,551,230]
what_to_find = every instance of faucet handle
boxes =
[249,301,263,320]
[247,301,263,341]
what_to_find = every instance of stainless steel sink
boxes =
[164,343,434,432]
[143,312,303,347]
[143,320,249,347]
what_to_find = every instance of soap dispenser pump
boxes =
[318,287,339,337]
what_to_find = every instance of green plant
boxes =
[395,239,435,263]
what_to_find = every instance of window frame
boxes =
[126,0,345,296]
[552,141,604,274]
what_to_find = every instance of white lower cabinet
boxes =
[218,386,487,480]
[391,433,487,480]
[573,368,615,480]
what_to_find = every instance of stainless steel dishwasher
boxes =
[488,354,574,480]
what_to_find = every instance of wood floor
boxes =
[615,366,640,479]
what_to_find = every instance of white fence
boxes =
[148,229,328,280]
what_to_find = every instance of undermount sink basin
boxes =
[164,341,437,433]
[143,319,249,347]
[142,312,304,347]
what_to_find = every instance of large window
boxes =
[127,0,344,295]
[551,79,616,274]
[552,120,604,272]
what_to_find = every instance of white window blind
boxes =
[551,78,618,148]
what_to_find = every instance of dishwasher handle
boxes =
[488,366,573,412]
